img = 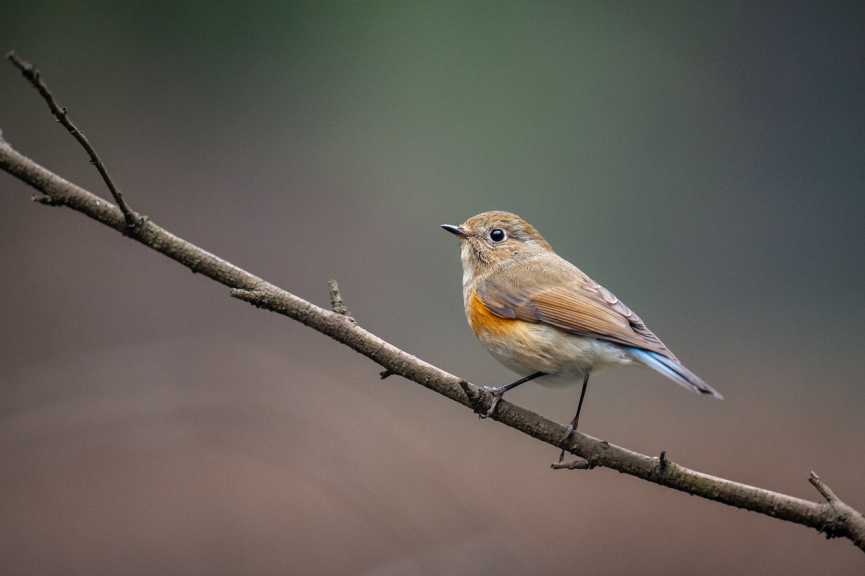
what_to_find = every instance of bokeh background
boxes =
[2,1,864,574]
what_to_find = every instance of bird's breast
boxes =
[467,291,516,338]
[466,290,636,386]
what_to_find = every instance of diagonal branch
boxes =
[1,57,863,554]
[5,51,142,233]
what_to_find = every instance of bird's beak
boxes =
[441,224,469,238]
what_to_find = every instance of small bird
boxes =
[442,211,721,446]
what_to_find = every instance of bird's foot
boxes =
[480,386,506,419]
[558,421,576,463]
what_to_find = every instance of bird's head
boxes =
[441,211,554,279]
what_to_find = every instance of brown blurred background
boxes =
[2,1,864,574]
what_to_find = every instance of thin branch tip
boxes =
[6,51,141,232]
[6,51,29,72]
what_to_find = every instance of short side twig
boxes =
[551,458,591,470]
[5,51,141,233]
[810,472,838,503]
[328,280,355,323]
[809,472,865,548]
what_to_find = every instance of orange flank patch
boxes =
[468,291,518,337]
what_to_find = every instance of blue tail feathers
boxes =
[627,347,723,399]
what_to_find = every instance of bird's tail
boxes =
[627,347,723,399]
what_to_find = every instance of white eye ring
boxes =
[489,229,507,243]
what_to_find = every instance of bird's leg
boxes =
[559,371,591,462]
[481,371,545,419]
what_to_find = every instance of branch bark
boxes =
[6,51,142,232]
[1,58,863,554]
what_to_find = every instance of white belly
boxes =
[478,323,638,389]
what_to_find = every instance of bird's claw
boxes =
[480,386,504,419]
[558,422,576,462]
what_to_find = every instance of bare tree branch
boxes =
[1,56,863,554]
[5,51,142,233]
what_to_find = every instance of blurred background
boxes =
[2,1,864,574]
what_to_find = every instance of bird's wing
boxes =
[477,277,679,362]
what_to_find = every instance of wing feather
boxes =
[478,278,678,362]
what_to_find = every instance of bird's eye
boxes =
[489,229,507,243]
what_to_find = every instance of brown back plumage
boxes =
[477,274,679,362]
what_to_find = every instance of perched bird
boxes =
[441,211,721,444]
